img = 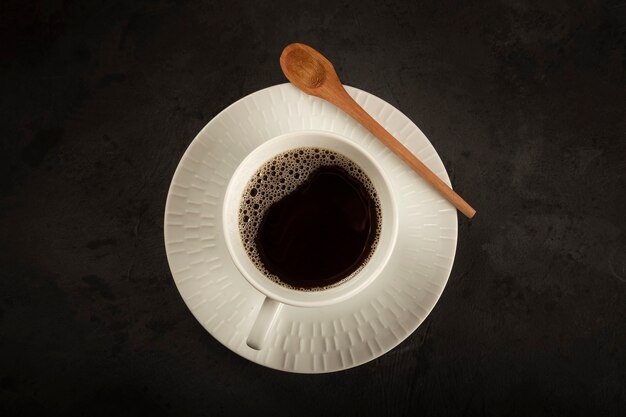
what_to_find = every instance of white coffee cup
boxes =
[223,131,398,350]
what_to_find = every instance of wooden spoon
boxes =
[280,43,476,219]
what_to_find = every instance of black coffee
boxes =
[238,147,381,291]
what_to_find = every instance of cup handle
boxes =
[247,297,283,350]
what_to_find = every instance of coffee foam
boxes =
[238,147,382,291]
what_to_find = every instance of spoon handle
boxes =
[323,85,476,219]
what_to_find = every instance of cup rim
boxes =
[223,130,398,308]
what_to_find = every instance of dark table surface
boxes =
[2,0,625,415]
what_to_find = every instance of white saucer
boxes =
[164,83,458,373]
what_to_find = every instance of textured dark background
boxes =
[1,0,625,415]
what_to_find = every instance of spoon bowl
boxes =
[280,45,328,90]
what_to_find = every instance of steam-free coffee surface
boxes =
[256,165,378,289]
[238,147,381,290]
